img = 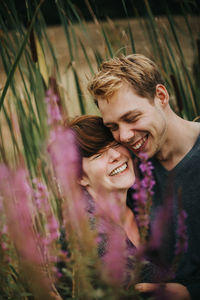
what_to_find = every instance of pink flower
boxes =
[1,241,7,251]
[48,128,81,195]
[175,209,188,256]
[32,178,49,211]
[0,164,55,297]
[132,155,155,242]
[101,221,127,285]
[32,178,60,249]
[46,215,60,243]
[45,88,62,125]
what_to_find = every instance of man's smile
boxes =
[129,134,148,152]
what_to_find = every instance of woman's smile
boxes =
[109,162,128,176]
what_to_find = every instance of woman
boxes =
[56,115,165,298]
[69,115,140,250]
[57,115,159,297]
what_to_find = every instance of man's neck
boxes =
[156,115,200,170]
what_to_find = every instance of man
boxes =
[88,54,200,300]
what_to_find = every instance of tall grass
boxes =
[0,0,199,298]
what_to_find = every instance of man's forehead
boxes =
[97,97,110,113]
[97,96,110,106]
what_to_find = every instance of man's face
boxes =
[98,83,168,159]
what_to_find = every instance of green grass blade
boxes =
[79,39,95,75]
[0,0,44,111]
[121,0,136,53]
[73,68,86,115]
[101,26,114,58]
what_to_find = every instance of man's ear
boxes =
[155,84,169,106]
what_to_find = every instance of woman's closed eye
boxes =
[106,124,118,132]
[112,142,121,148]
[92,153,102,160]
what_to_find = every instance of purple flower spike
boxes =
[45,87,62,126]
[132,154,155,242]
[175,209,188,256]
[48,128,81,195]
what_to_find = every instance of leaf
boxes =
[35,34,49,87]
[0,0,44,111]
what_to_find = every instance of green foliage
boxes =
[0,0,199,298]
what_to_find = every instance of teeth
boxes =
[132,136,147,150]
[110,163,127,176]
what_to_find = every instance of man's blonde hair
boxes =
[88,54,165,103]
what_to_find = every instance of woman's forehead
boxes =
[97,141,120,153]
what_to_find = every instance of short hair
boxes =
[68,115,115,158]
[88,54,165,103]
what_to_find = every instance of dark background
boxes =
[3,0,200,26]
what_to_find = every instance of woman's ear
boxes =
[78,175,89,188]
[155,84,169,106]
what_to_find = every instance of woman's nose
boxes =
[108,148,121,162]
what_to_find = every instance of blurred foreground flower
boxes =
[45,79,62,126]
[0,164,60,299]
[175,209,188,256]
[133,153,155,242]
[48,127,99,298]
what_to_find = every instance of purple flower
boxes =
[45,88,62,125]
[32,178,49,211]
[175,209,188,256]
[48,128,81,195]
[101,221,127,285]
[32,178,60,249]
[132,155,155,242]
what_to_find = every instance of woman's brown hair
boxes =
[68,115,114,157]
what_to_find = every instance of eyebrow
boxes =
[104,110,141,126]
[119,110,141,121]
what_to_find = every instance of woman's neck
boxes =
[123,207,140,247]
[87,187,127,219]
[87,187,140,247]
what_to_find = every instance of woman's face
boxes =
[80,143,135,193]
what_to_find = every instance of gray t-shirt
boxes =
[150,135,200,299]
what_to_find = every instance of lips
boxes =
[109,162,128,176]
[131,134,148,152]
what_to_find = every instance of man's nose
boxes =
[119,127,134,143]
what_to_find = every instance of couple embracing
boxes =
[68,54,200,300]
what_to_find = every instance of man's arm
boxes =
[135,283,191,300]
